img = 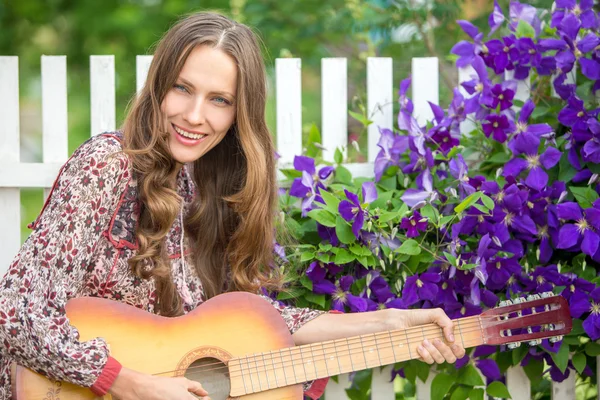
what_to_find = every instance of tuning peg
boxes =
[549,335,563,343]
[512,297,525,304]
[541,292,554,298]
[526,294,542,301]
[507,342,521,349]
[499,299,513,307]
[528,339,542,346]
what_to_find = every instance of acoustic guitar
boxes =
[12,291,572,399]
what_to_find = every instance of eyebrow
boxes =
[178,77,236,99]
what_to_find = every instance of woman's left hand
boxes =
[386,308,466,365]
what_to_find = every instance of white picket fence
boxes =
[0,55,589,399]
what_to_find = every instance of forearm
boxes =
[292,309,394,346]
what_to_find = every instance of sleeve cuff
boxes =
[90,356,122,396]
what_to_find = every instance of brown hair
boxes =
[121,12,281,316]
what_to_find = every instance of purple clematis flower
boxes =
[552,0,598,31]
[451,20,485,67]
[400,211,428,238]
[508,100,554,155]
[583,288,600,340]
[556,202,600,256]
[402,273,441,307]
[339,182,378,239]
[449,154,477,199]
[482,114,512,143]
[374,128,409,182]
[289,155,334,216]
[397,77,414,130]
[476,359,502,382]
[502,147,562,191]
[313,275,368,313]
[486,81,516,111]
[485,35,520,74]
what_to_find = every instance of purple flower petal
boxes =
[582,230,600,256]
[557,224,581,248]
[503,157,528,177]
[556,202,583,220]
[526,167,548,191]
[362,181,378,204]
[540,147,562,169]
[294,155,316,174]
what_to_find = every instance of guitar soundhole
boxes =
[184,357,231,400]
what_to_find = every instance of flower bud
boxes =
[391,227,398,237]
[558,190,568,204]
[412,201,427,210]
[589,173,599,186]
[367,220,373,232]
[388,252,394,264]
[279,211,286,225]
[496,168,503,178]
[380,259,387,271]
[351,140,360,152]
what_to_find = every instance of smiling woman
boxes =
[0,11,464,400]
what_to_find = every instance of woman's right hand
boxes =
[108,367,210,400]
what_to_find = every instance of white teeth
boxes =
[174,125,206,140]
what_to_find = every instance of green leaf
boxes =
[550,341,569,373]
[301,251,315,262]
[307,209,337,227]
[515,20,535,38]
[276,287,304,300]
[431,373,455,400]
[305,292,326,308]
[458,364,484,387]
[348,110,373,127]
[559,152,578,182]
[570,186,599,209]
[300,275,313,290]
[468,387,484,400]
[523,358,543,385]
[378,211,399,223]
[455,192,482,213]
[531,105,549,120]
[481,194,494,211]
[585,341,600,356]
[486,382,512,399]
[572,352,586,375]
[444,251,457,266]
[335,248,355,264]
[439,215,455,227]
[279,168,302,179]
[317,190,340,214]
[335,165,353,185]
[335,215,356,244]
[512,344,529,365]
[398,239,422,255]
[334,148,344,164]
[315,253,330,263]
[450,385,471,400]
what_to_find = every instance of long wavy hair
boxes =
[121,12,281,316]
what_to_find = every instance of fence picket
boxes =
[367,57,393,162]
[0,56,20,277]
[90,55,116,136]
[321,58,348,162]
[371,366,395,399]
[507,366,531,400]
[324,373,352,399]
[411,57,439,126]
[552,371,576,400]
[42,56,68,200]
[276,58,302,166]
[136,55,153,95]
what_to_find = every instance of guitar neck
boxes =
[228,315,483,395]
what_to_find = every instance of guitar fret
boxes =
[309,343,319,379]
[404,329,413,359]
[358,335,370,368]
[374,334,383,366]
[238,358,248,395]
[457,319,466,348]
[388,331,398,362]
[245,355,255,393]
[334,340,342,375]
[261,352,270,389]
[269,350,279,388]
[299,345,310,381]
[289,347,299,385]
[345,337,355,372]
[280,348,289,386]
[319,342,330,377]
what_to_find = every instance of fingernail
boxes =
[423,339,430,346]
[433,339,441,345]
[418,345,424,352]
[449,334,455,342]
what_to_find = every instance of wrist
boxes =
[108,367,143,397]
[380,308,408,331]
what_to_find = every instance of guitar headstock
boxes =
[480,292,572,348]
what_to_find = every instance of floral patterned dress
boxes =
[0,132,326,399]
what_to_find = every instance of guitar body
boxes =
[12,292,303,400]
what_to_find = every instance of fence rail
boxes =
[0,55,591,399]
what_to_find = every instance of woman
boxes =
[0,12,464,400]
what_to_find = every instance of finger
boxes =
[422,338,445,364]
[183,379,209,396]
[432,338,457,364]
[451,343,466,359]
[417,344,434,364]
[431,309,455,343]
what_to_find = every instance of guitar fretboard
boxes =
[228,315,484,396]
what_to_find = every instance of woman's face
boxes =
[162,45,238,165]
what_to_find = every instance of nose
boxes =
[183,97,206,126]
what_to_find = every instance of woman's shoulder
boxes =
[64,131,130,175]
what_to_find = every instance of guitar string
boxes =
[152,314,561,378]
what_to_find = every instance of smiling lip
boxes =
[172,123,206,135]
[171,123,208,146]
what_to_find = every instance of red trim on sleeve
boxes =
[90,356,122,396]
